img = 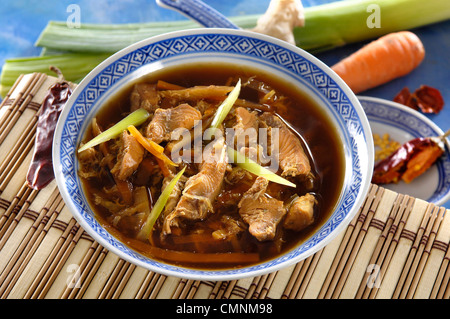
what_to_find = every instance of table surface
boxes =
[1,0,450,208]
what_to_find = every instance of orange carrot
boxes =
[331,31,425,94]
[154,157,172,177]
[127,124,177,167]
[146,246,260,264]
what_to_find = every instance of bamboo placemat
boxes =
[0,73,449,299]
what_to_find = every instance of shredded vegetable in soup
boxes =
[77,63,345,269]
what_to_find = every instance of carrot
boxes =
[171,232,216,245]
[104,224,260,265]
[127,124,177,167]
[154,157,172,177]
[147,246,260,264]
[331,31,425,94]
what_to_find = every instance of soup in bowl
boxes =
[53,28,373,280]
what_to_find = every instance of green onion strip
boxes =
[227,147,296,188]
[78,108,150,153]
[209,78,241,130]
[138,166,186,240]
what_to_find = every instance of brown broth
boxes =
[80,62,345,270]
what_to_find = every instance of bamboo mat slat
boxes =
[0,73,449,299]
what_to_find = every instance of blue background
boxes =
[1,0,449,207]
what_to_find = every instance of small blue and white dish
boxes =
[53,28,374,281]
[360,96,450,206]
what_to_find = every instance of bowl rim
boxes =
[53,27,374,281]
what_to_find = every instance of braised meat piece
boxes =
[234,107,259,133]
[212,215,246,240]
[163,138,228,234]
[130,83,160,113]
[77,144,103,180]
[145,103,202,143]
[238,176,286,241]
[231,107,259,150]
[260,112,311,177]
[159,85,233,103]
[283,193,316,231]
[110,131,145,181]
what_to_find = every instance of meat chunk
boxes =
[212,215,246,240]
[130,83,160,113]
[111,131,145,181]
[145,103,202,143]
[238,176,286,241]
[225,165,253,185]
[77,146,103,179]
[163,138,228,234]
[260,112,311,177]
[239,145,265,164]
[159,85,233,103]
[234,107,259,132]
[232,107,259,149]
[283,193,316,231]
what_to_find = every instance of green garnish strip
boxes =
[209,79,241,130]
[138,166,186,239]
[78,108,150,153]
[226,147,296,188]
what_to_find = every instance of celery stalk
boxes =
[35,15,259,53]
[78,108,150,153]
[36,20,200,53]
[0,53,110,97]
[2,0,449,98]
[294,0,450,53]
[34,0,450,55]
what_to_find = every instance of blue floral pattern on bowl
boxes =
[53,29,373,280]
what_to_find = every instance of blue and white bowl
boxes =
[53,28,374,281]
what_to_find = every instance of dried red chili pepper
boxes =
[393,87,411,106]
[372,136,444,185]
[393,85,444,114]
[414,85,445,113]
[26,67,72,190]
